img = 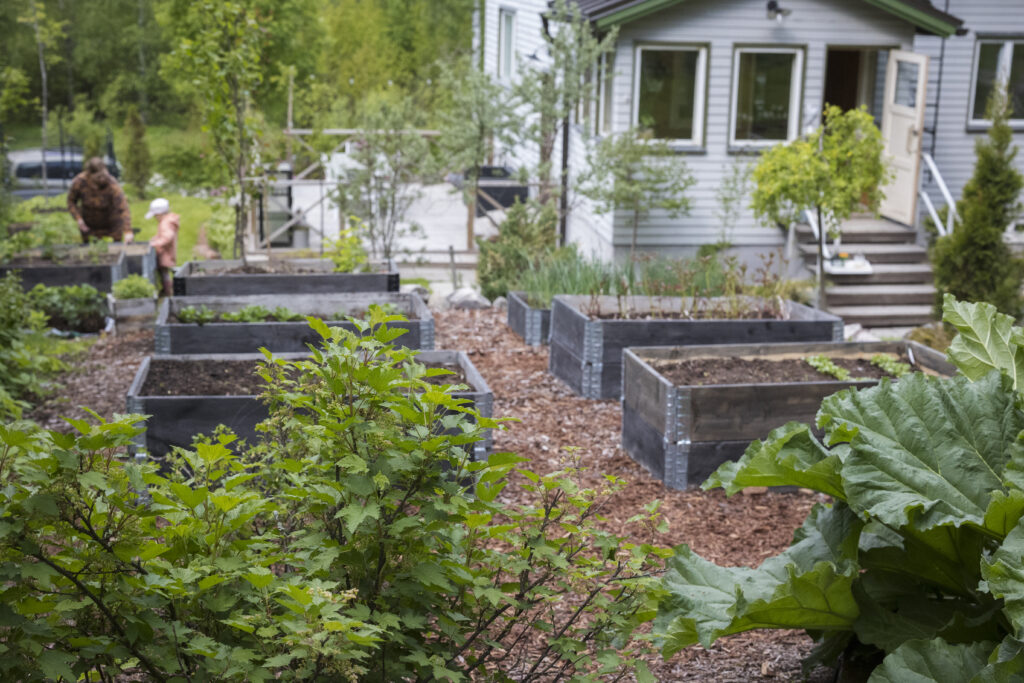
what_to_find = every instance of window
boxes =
[497,9,515,80]
[730,47,803,146]
[633,45,707,145]
[970,39,1024,126]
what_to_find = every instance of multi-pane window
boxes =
[633,45,707,145]
[498,9,515,80]
[730,47,804,146]
[971,39,1024,125]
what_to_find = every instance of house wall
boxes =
[915,0,1024,224]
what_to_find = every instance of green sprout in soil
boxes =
[870,353,911,378]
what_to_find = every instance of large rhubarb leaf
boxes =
[868,638,993,683]
[655,504,861,653]
[704,422,845,499]
[819,372,1023,532]
[981,523,1024,637]
[943,295,1024,391]
[970,637,1024,682]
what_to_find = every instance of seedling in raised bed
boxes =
[870,353,911,378]
[177,305,217,325]
[221,305,272,323]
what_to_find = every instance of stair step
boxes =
[796,218,917,244]
[800,242,929,264]
[828,305,935,328]
[826,284,936,306]
[827,263,934,285]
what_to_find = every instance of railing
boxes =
[921,152,958,237]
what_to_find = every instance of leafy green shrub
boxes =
[28,283,107,333]
[517,247,627,308]
[111,274,157,300]
[202,203,236,259]
[476,199,558,301]
[931,88,1024,317]
[176,305,216,325]
[325,218,368,272]
[153,136,230,192]
[124,106,152,198]
[0,315,663,681]
[0,195,80,263]
[221,304,272,323]
[653,294,1024,680]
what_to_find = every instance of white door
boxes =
[879,50,929,226]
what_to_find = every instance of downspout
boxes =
[927,0,950,161]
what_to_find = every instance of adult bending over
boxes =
[66,157,133,243]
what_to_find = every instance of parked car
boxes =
[5,148,121,199]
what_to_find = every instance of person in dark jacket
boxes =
[66,157,133,243]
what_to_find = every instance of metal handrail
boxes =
[921,152,958,236]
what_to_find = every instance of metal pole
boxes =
[449,244,457,289]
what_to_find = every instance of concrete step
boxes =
[796,218,918,244]
[828,304,935,328]
[827,263,934,285]
[826,283,936,306]
[800,242,929,264]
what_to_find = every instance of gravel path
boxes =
[28,308,834,681]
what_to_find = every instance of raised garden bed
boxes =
[173,258,399,295]
[549,295,844,399]
[0,248,127,292]
[621,340,952,489]
[126,350,492,459]
[507,291,550,346]
[155,292,434,354]
[106,293,157,331]
[114,241,156,280]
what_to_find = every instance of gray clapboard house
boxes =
[479,0,1024,325]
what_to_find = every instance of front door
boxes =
[879,49,929,226]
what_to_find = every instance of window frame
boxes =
[497,8,516,81]
[968,37,1024,130]
[728,45,805,148]
[631,43,708,149]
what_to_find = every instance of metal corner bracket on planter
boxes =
[125,350,494,460]
[621,340,953,490]
[548,295,845,400]
[173,258,399,295]
[0,248,127,292]
[155,292,434,354]
[507,291,551,346]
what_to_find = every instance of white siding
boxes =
[915,0,1024,220]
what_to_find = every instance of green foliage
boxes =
[653,295,1024,679]
[123,106,151,198]
[176,305,216,325]
[577,127,695,261]
[715,160,753,243]
[476,200,558,301]
[151,136,231,192]
[28,282,106,332]
[751,105,888,232]
[0,316,663,680]
[931,88,1024,317]
[517,248,629,308]
[324,218,368,273]
[111,274,157,300]
[55,97,104,160]
[871,354,910,378]
[221,304,272,323]
[805,355,858,382]
[0,195,80,263]
[271,306,303,322]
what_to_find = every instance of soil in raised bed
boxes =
[592,308,777,321]
[651,355,908,386]
[6,253,120,267]
[169,310,416,324]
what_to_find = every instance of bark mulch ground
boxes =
[28,308,834,681]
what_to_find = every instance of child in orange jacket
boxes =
[145,198,179,296]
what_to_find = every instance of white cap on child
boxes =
[145,197,170,219]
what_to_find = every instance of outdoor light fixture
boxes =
[766,0,791,23]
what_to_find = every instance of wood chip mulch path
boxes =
[28,309,835,681]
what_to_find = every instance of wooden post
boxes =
[466,196,475,252]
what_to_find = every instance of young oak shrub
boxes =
[0,312,664,681]
[652,294,1024,680]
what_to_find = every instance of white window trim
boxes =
[632,44,707,147]
[729,46,804,148]
[497,8,516,82]
[969,39,1024,127]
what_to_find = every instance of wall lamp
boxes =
[766,1,792,24]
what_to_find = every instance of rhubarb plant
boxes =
[653,294,1024,680]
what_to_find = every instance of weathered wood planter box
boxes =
[126,350,493,459]
[155,292,434,354]
[0,249,127,291]
[507,291,550,346]
[173,258,399,295]
[114,241,157,280]
[107,293,157,331]
[621,340,953,489]
[548,295,845,399]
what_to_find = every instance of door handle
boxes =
[906,127,918,153]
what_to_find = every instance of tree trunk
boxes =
[136,0,148,119]
[817,204,827,310]
[31,2,48,186]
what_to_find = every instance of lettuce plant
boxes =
[653,294,1024,680]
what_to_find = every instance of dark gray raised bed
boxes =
[113,241,156,280]
[549,295,845,399]
[0,249,127,292]
[155,292,434,354]
[173,258,399,295]
[126,350,493,459]
[621,340,953,489]
[507,291,550,346]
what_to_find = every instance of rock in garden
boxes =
[447,287,491,310]
[491,296,507,310]
[401,283,430,301]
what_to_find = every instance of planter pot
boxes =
[173,258,399,295]
[107,293,157,331]
[549,295,845,400]
[507,291,550,346]
[0,249,127,292]
[126,350,492,459]
[155,292,434,354]
[621,340,953,489]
